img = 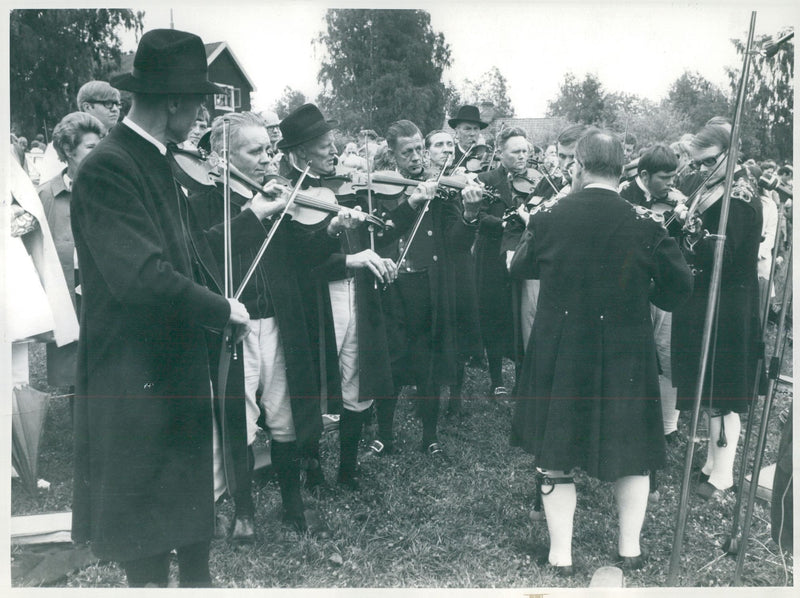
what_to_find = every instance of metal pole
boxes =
[723,205,786,555]
[733,245,792,584]
[667,11,758,585]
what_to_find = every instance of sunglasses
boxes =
[90,100,121,110]
[690,150,725,170]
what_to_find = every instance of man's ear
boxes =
[165,95,181,115]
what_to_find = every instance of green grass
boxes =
[12,323,794,588]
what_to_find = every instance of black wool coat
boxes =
[672,171,763,413]
[190,185,339,451]
[476,165,519,359]
[71,124,232,561]
[376,189,478,387]
[509,186,693,481]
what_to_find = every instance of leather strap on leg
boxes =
[531,469,574,521]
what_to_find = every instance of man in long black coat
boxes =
[509,131,692,574]
[475,126,530,394]
[70,30,251,587]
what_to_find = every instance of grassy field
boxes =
[11,316,794,589]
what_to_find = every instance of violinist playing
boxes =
[618,144,685,498]
[475,126,530,396]
[190,110,346,540]
[277,102,408,491]
[70,29,251,587]
[424,130,482,416]
[670,120,763,502]
[369,119,482,460]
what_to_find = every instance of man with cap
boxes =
[38,80,122,181]
[449,104,490,168]
[70,29,256,587]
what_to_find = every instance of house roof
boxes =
[117,40,256,91]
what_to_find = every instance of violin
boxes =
[324,169,500,202]
[168,146,387,230]
[461,143,491,173]
[510,168,544,198]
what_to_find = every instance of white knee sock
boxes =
[540,470,575,567]
[701,414,718,477]
[660,377,680,435]
[708,412,741,490]
[615,475,650,557]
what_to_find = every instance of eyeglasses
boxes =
[90,100,121,110]
[690,150,725,170]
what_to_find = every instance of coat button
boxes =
[432,255,438,261]
[143,382,154,390]
[600,314,604,320]
[564,310,568,315]
[427,230,433,236]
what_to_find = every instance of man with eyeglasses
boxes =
[39,81,122,181]
[671,120,763,503]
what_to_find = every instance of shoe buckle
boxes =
[369,440,385,454]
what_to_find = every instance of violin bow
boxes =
[364,130,378,289]
[234,163,311,299]
[451,141,476,171]
[217,117,237,496]
[395,156,450,270]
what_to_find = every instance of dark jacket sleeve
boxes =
[72,152,230,329]
[508,217,540,280]
[650,228,693,312]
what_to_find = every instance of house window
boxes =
[214,83,234,112]
[233,87,242,109]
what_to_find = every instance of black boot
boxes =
[301,441,326,492]
[270,441,306,530]
[230,445,256,543]
[370,396,397,455]
[338,409,364,490]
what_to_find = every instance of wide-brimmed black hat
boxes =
[277,104,337,150]
[448,105,489,129]
[111,29,221,95]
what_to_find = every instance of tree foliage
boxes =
[272,86,307,119]
[447,66,515,120]
[666,71,731,132]
[10,9,144,138]
[546,73,606,125]
[727,29,793,162]
[316,9,451,135]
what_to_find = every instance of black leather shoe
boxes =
[282,508,332,539]
[337,470,360,491]
[613,548,648,570]
[534,548,575,577]
[367,439,393,456]
[229,515,256,543]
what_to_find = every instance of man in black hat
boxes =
[449,104,490,167]
[277,104,411,489]
[70,29,260,587]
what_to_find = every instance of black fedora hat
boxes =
[448,105,489,130]
[111,29,221,95]
[277,104,338,150]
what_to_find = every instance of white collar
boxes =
[584,182,618,193]
[123,116,167,156]
[63,172,72,192]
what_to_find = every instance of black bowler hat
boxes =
[277,104,338,150]
[448,105,489,129]
[111,29,221,95]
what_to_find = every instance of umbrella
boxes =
[12,385,49,494]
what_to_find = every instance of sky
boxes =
[120,0,798,119]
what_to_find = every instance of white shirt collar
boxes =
[584,182,618,193]
[63,172,72,192]
[123,116,167,156]
[635,175,651,202]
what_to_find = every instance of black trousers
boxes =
[121,541,211,588]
